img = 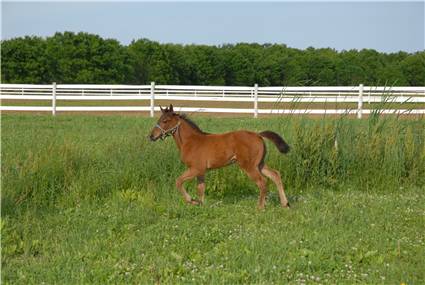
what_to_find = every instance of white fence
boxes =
[1,83,425,118]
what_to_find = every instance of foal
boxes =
[149,105,290,209]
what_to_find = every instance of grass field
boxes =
[1,114,425,284]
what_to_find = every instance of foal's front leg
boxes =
[176,168,200,205]
[197,175,206,204]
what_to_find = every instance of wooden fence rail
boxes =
[1,83,424,117]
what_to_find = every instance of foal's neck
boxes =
[172,118,204,150]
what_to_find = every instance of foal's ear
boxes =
[160,106,164,113]
[169,104,174,112]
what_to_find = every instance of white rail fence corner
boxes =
[1,83,425,117]
[52,82,57,116]
[254,83,259,118]
[357,83,363,119]
[150,81,155,118]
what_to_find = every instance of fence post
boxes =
[52,82,56,116]
[254,83,258,118]
[357,84,363,119]
[150,81,155,117]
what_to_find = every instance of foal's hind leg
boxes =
[261,165,289,208]
[176,168,201,205]
[243,167,268,210]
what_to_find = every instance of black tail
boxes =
[259,131,290,154]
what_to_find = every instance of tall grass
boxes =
[2,114,424,214]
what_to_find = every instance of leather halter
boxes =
[155,121,181,140]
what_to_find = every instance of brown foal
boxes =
[149,105,290,209]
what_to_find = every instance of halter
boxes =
[155,121,181,140]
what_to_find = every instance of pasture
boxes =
[1,114,425,284]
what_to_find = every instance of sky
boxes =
[1,1,424,53]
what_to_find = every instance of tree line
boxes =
[2,31,424,86]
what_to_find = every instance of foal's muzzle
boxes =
[149,134,159,142]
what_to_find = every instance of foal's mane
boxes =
[178,114,209,135]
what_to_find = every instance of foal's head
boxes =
[149,104,180,141]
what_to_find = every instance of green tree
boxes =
[1,32,423,86]
[129,39,160,84]
[1,36,48,83]
[223,43,260,86]
[401,53,425,86]
[45,32,132,84]
[185,45,225,85]
[255,44,288,86]
[335,50,365,85]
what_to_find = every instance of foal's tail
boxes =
[259,131,290,154]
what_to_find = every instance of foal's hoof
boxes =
[282,202,290,208]
[189,199,201,206]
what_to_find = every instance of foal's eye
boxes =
[162,119,170,123]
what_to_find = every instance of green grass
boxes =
[2,114,425,284]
